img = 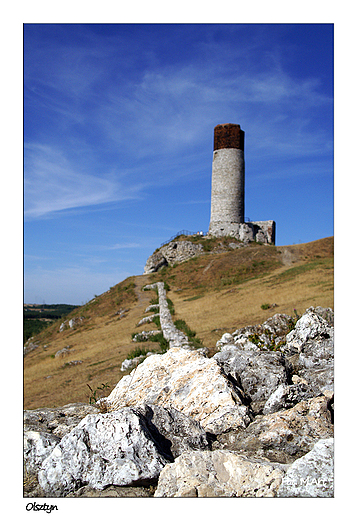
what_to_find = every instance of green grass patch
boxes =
[127,346,150,359]
[174,319,203,349]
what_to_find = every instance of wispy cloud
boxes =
[24,143,145,219]
[24,26,333,221]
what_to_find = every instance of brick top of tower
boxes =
[213,123,244,151]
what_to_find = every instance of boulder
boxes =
[38,408,170,497]
[24,403,99,438]
[144,241,203,274]
[24,431,61,477]
[263,382,317,415]
[277,438,334,497]
[214,345,288,413]
[154,450,285,497]
[136,404,210,459]
[55,346,72,358]
[100,347,251,435]
[223,396,333,463]
[229,313,295,351]
[282,308,333,356]
[282,308,334,394]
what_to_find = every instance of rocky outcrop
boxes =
[154,450,285,497]
[277,438,334,497]
[100,347,252,435]
[217,395,333,464]
[214,345,288,414]
[24,403,98,438]
[24,307,334,498]
[38,408,169,496]
[144,241,204,274]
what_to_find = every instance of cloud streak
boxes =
[24,143,145,219]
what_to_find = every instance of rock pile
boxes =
[24,306,334,498]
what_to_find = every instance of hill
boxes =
[23,236,333,409]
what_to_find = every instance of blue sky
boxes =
[24,23,334,305]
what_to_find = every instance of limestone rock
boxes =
[24,341,40,356]
[263,382,316,415]
[154,450,285,497]
[24,431,61,477]
[277,438,334,497]
[282,308,333,356]
[144,241,203,274]
[120,356,146,372]
[214,344,288,412]
[38,409,169,497]
[101,347,251,435]
[136,404,210,459]
[228,396,333,463]
[216,332,234,348]
[143,251,168,274]
[55,346,72,358]
[229,313,295,351]
[282,308,334,394]
[24,403,98,438]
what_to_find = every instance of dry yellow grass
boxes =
[24,237,333,409]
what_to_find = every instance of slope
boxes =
[24,236,333,409]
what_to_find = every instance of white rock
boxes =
[102,347,250,434]
[277,438,334,497]
[38,409,169,496]
[24,431,61,476]
[154,450,285,497]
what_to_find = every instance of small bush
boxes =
[261,303,271,310]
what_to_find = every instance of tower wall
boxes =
[208,123,275,244]
[209,124,245,234]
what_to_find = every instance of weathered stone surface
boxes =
[229,313,295,351]
[120,355,146,372]
[137,313,159,326]
[24,306,335,499]
[214,344,288,413]
[227,396,333,463]
[154,450,285,497]
[263,382,316,415]
[142,282,190,349]
[24,431,61,477]
[282,308,334,394]
[24,403,99,438]
[101,347,251,435]
[277,438,334,497]
[55,345,72,358]
[137,404,210,459]
[24,341,40,356]
[144,241,203,274]
[38,409,169,496]
[282,308,333,356]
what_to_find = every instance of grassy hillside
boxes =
[23,236,333,410]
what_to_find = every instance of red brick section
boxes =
[213,124,244,151]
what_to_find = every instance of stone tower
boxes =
[209,124,245,234]
[208,123,276,244]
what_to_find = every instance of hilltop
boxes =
[24,236,333,410]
